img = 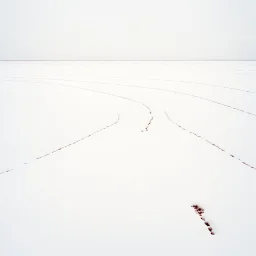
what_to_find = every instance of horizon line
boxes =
[1,60,256,62]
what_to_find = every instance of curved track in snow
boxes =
[3,78,153,132]
[9,75,256,94]
[101,75,256,94]
[165,111,256,171]
[9,77,255,118]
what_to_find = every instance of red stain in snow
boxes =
[191,204,215,236]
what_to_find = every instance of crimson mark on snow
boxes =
[192,204,215,235]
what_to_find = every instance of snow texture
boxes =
[1,61,256,256]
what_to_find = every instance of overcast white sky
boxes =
[0,0,256,60]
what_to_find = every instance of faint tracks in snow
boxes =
[112,76,256,94]
[141,116,154,132]
[10,77,256,118]
[3,77,255,171]
[3,78,153,132]
[15,75,256,94]
[165,111,256,171]
[0,114,120,176]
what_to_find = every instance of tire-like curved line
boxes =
[7,77,255,118]
[3,79,153,132]
[107,76,256,94]
[0,114,120,176]
[165,111,256,171]
[11,75,256,94]
[73,79,256,117]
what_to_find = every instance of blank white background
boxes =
[0,0,256,60]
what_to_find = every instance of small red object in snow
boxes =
[191,204,215,236]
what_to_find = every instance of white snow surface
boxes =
[1,61,256,256]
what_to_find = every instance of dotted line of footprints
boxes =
[191,204,215,236]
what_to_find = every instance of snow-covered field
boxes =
[1,61,256,256]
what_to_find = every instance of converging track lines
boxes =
[7,77,255,118]
[10,75,256,94]
[0,114,120,176]
[165,111,256,171]
[3,78,153,132]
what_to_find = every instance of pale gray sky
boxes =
[0,0,255,60]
